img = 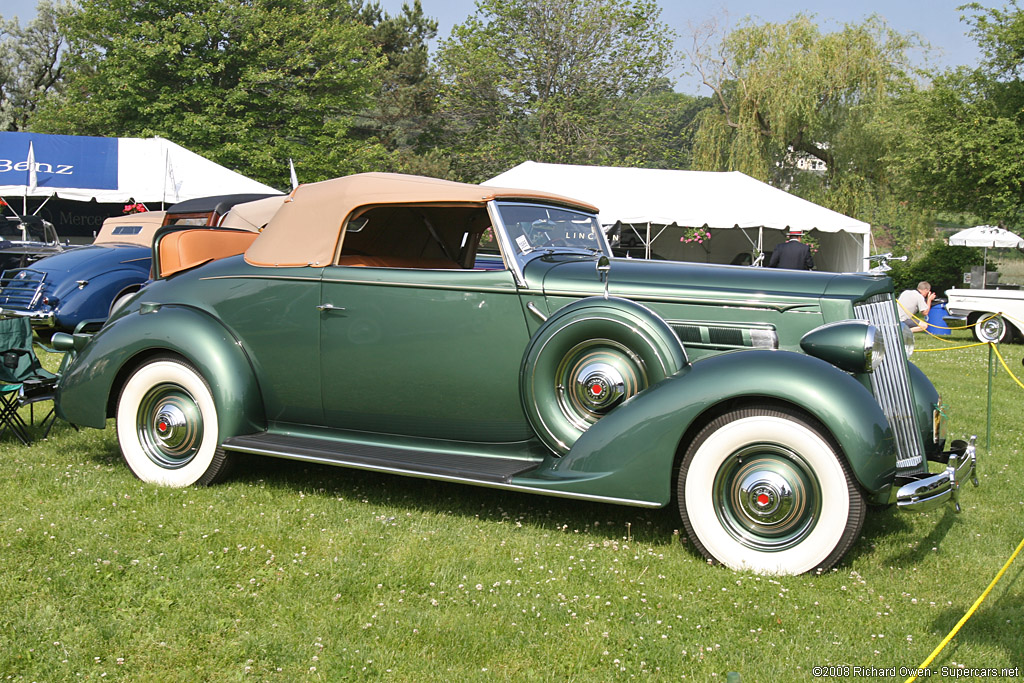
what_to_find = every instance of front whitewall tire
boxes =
[679,407,864,575]
[116,357,229,487]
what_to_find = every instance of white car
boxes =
[945,288,1024,343]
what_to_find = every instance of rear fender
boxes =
[52,268,147,327]
[55,304,265,440]
[521,350,895,506]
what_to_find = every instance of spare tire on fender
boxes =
[521,297,687,455]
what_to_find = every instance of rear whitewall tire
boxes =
[109,290,137,317]
[678,407,865,575]
[116,356,230,487]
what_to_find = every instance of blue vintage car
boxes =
[0,194,282,334]
[0,211,163,333]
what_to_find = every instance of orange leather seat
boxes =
[159,229,260,278]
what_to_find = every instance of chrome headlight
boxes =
[867,324,887,371]
[902,321,915,358]
[800,320,882,374]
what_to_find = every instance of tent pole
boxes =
[646,222,651,260]
[983,246,988,288]
[33,194,53,216]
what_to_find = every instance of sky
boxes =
[4,0,988,94]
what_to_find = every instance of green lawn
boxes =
[1,332,1022,681]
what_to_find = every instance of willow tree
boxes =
[689,14,926,239]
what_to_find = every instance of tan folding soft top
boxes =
[244,172,600,267]
[93,211,168,247]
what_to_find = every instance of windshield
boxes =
[495,202,607,271]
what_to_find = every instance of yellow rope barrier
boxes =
[990,343,1024,390]
[888,295,1024,680]
[914,342,988,353]
[901,327,1023,679]
[905,535,1024,683]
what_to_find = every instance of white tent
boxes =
[0,132,281,206]
[485,162,872,272]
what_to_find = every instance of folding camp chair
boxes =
[0,317,57,445]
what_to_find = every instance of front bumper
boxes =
[895,436,978,512]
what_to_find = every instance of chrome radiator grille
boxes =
[854,294,925,471]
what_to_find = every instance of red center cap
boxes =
[756,493,770,506]
[158,421,168,432]
[591,384,603,395]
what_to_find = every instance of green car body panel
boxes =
[511,349,896,506]
[55,300,266,439]
[52,173,976,574]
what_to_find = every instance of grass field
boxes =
[1,331,1022,681]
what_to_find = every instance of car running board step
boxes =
[223,432,540,484]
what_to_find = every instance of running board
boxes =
[222,432,540,484]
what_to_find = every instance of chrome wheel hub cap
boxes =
[737,471,795,526]
[153,404,189,452]
[137,383,204,469]
[575,361,626,410]
[713,445,821,552]
[555,340,644,431]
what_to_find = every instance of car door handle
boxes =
[317,304,346,312]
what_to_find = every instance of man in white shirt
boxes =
[897,281,935,332]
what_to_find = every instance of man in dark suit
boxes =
[768,228,814,270]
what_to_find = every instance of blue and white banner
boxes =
[0,131,119,191]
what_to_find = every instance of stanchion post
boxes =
[987,342,994,456]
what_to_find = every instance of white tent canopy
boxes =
[947,225,1024,287]
[0,132,281,205]
[947,225,1024,249]
[485,162,872,272]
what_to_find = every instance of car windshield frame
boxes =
[489,201,610,285]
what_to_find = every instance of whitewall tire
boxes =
[116,356,232,487]
[678,406,865,575]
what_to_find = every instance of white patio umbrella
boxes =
[947,225,1024,287]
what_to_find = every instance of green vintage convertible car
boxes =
[53,173,977,575]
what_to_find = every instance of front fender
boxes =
[55,304,266,440]
[908,360,942,456]
[516,349,896,506]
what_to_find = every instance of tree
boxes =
[881,2,1024,226]
[347,0,448,177]
[688,14,932,251]
[31,0,389,188]
[690,15,919,184]
[435,0,677,182]
[0,1,69,132]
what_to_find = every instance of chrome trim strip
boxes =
[223,442,663,508]
[546,289,821,312]
[201,274,321,283]
[322,280,518,294]
[203,273,520,295]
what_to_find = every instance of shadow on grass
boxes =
[924,561,1024,666]
[227,452,684,548]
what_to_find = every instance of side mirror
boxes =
[596,255,611,299]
